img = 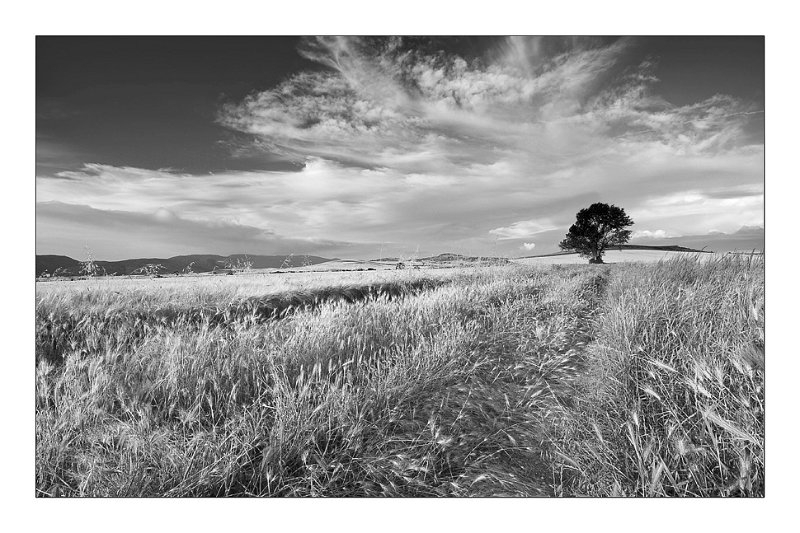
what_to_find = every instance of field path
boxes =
[436,268,610,496]
[510,268,610,496]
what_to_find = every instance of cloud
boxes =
[490,219,558,240]
[632,229,669,239]
[629,225,764,253]
[521,242,536,251]
[218,37,643,171]
[218,38,763,244]
[630,189,763,236]
[220,37,762,167]
[38,37,764,258]
[734,225,766,235]
[36,201,357,260]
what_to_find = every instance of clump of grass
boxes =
[546,255,764,496]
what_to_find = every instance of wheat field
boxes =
[35,255,764,497]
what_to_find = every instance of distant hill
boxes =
[36,254,333,277]
[369,253,511,264]
[519,244,712,259]
[36,255,82,275]
[421,253,511,263]
[615,244,712,253]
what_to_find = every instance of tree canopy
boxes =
[559,203,634,263]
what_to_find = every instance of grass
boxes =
[35,255,764,497]
[543,254,764,496]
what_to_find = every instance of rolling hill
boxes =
[36,254,333,277]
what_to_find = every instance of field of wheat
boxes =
[34,255,764,497]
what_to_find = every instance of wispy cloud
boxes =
[490,219,558,240]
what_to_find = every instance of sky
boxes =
[36,36,764,260]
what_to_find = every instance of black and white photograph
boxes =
[10,0,797,525]
[33,32,766,499]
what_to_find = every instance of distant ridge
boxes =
[421,253,511,263]
[518,244,713,259]
[370,253,511,263]
[615,244,713,253]
[36,254,333,277]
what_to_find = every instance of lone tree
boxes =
[559,203,634,264]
